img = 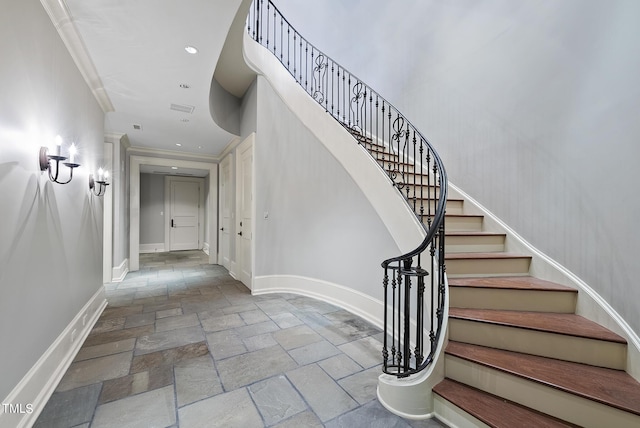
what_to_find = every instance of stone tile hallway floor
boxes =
[35,250,447,428]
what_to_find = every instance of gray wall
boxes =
[276,0,640,336]
[254,76,400,297]
[0,0,105,400]
[140,173,165,245]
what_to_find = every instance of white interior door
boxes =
[236,136,253,288]
[219,154,232,269]
[169,180,200,251]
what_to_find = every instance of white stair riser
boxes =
[445,355,640,428]
[445,234,505,253]
[450,288,577,313]
[449,319,627,369]
[446,257,531,277]
[433,395,492,428]
[381,162,416,172]
[408,200,464,216]
[401,185,441,196]
[429,216,483,232]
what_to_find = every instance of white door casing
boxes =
[236,134,254,289]
[219,153,233,269]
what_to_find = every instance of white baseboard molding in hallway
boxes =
[253,275,384,329]
[139,244,166,254]
[0,287,107,428]
[111,258,129,283]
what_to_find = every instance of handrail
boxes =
[247,0,448,377]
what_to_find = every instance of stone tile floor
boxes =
[35,250,447,428]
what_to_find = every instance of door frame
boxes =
[218,152,234,271]
[129,155,218,271]
[235,133,255,289]
[164,176,205,252]
[103,141,113,283]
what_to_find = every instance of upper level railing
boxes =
[247,0,448,377]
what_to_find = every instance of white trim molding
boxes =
[203,242,210,256]
[139,244,166,254]
[253,275,384,329]
[0,287,107,428]
[39,0,114,112]
[127,145,220,163]
[111,258,129,283]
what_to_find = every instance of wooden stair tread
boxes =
[446,341,640,416]
[446,252,531,260]
[433,378,579,427]
[449,276,577,292]
[449,308,626,343]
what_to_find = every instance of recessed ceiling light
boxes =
[171,167,178,170]
[184,45,198,54]
[176,143,182,147]
[198,146,202,149]
[179,83,190,89]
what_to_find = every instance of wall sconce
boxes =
[39,135,80,184]
[89,168,110,196]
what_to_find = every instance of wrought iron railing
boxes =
[247,0,448,377]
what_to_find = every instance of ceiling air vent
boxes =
[170,103,195,114]
[133,124,142,130]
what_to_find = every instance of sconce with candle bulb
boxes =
[39,135,80,184]
[89,168,110,196]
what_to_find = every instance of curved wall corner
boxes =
[209,0,256,135]
[209,77,241,136]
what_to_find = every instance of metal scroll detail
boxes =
[349,81,366,133]
[312,54,327,104]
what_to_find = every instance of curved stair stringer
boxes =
[242,33,426,258]
[447,182,640,383]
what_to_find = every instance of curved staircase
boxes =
[351,123,640,426]
[246,1,640,425]
[436,220,640,425]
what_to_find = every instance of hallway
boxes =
[34,251,445,427]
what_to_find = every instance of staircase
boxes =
[351,129,640,426]
[247,2,640,425]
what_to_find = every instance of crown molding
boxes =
[40,0,114,113]
[126,145,220,163]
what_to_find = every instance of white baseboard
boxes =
[229,261,238,280]
[139,244,166,254]
[202,242,210,256]
[253,275,384,329]
[111,258,129,283]
[0,287,107,428]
